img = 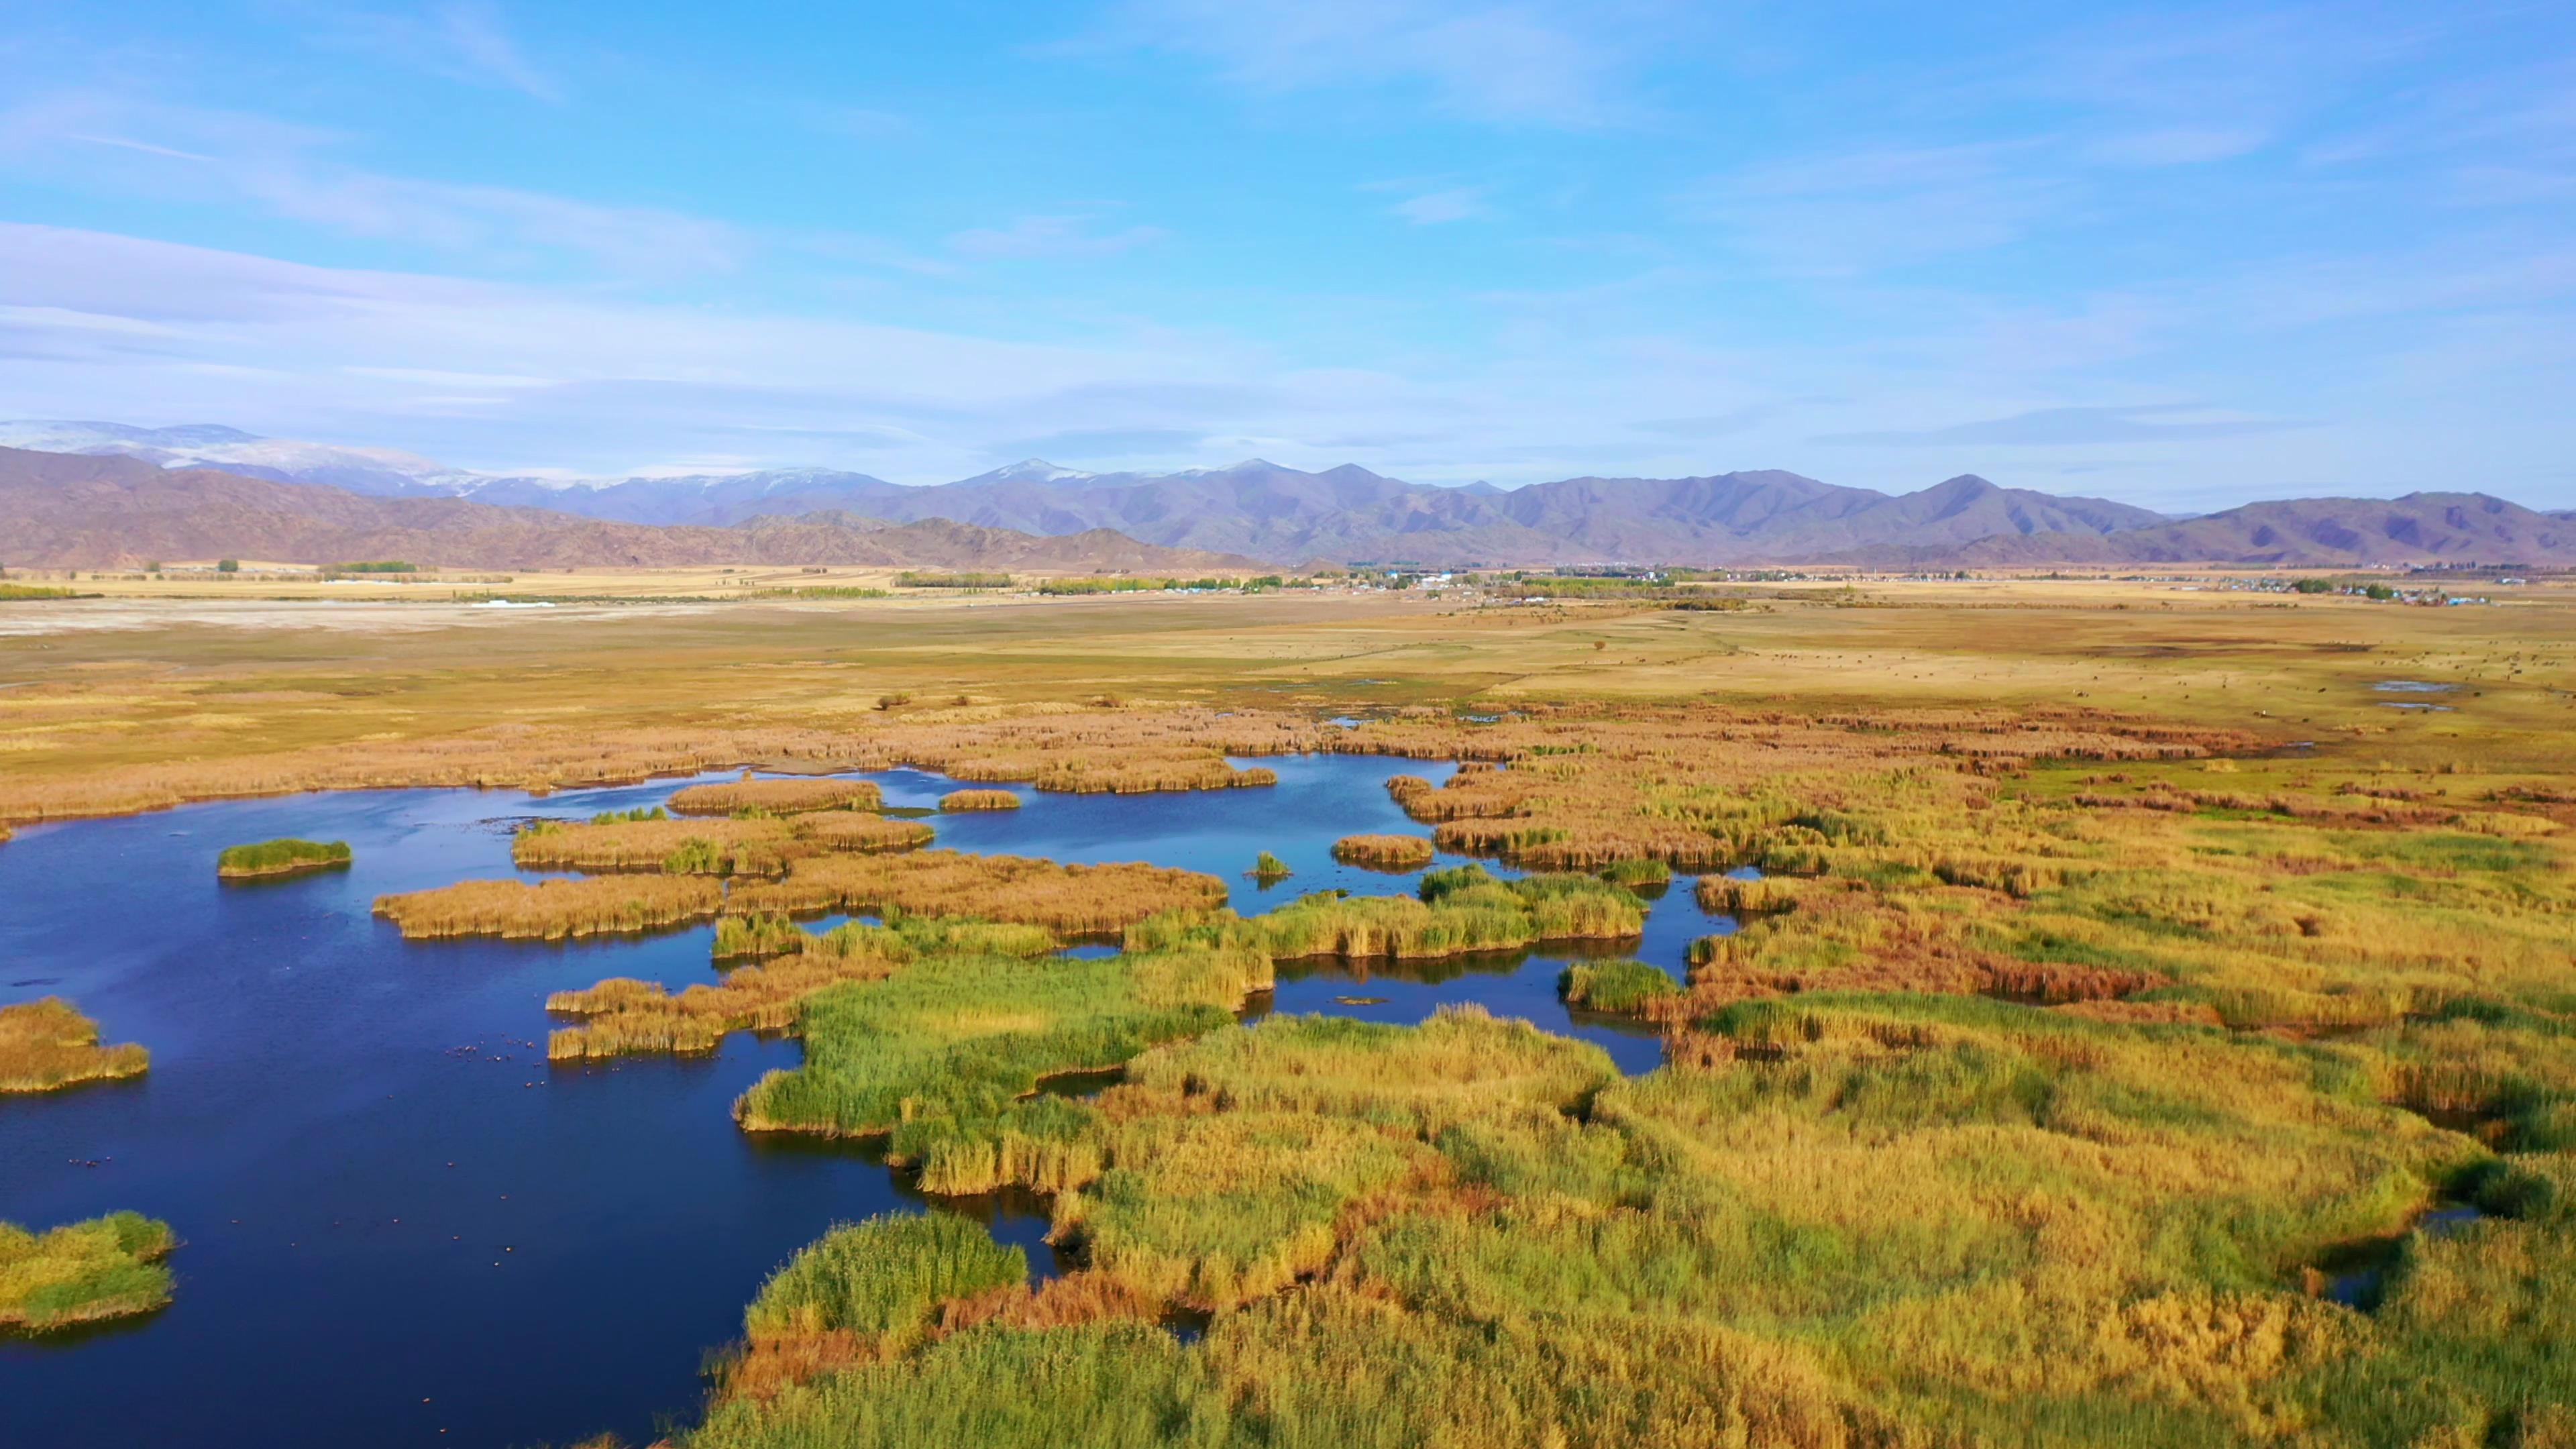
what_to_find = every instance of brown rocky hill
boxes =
[1818,492,2576,568]
[0,447,1263,572]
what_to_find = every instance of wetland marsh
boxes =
[4,581,2574,1446]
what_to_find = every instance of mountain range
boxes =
[0,447,1260,573]
[5,419,2571,569]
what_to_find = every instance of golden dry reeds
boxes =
[374,875,722,939]
[669,775,885,816]
[1329,834,1436,871]
[728,850,1227,936]
[938,790,1022,811]
[547,951,901,1058]
[789,812,934,853]
[0,998,148,1094]
[514,816,810,875]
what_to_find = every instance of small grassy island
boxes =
[938,789,1023,811]
[0,998,149,1094]
[0,1212,176,1334]
[215,837,352,879]
[1329,833,1436,871]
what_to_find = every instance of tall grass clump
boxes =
[1,1212,175,1332]
[729,851,1228,936]
[515,816,807,875]
[215,837,351,879]
[550,916,1062,1059]
[1330,834,1436,871]
[939,790,1022,812]
[734,940,1273,1194]
[1250,851,1291,881]
[0,999,149,1093]
[1598,857,1672,889]
[671,775,883,816]
[744,1213,1025,1350]
[375,875,722,940]
[1559,959,1679,1014]
[1126,869,1643,964]
[789,812,934,854]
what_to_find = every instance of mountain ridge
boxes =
[0,447,1264,572]
[7,421,2568,568]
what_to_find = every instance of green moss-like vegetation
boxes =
[0,1212,176,1333]
[215,837,351,878]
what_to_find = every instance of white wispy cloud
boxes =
[1097,0,1685,126]
[297,1,564,102]
[948,214,1168,260]
[0,91,737,277]
[1389,186,1492,225]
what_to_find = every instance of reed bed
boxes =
[938,790,1022,812]
[1558,959,1679,1013]
[733,938,1276,1197]
[1126,868,1642,965]
[789,812,934,854]
[729,851,1228,936]
[671,776,885,816]
[1,1212,176,1332]
[374,875,722,939]
[515,816,810,875]
[215,837,352,879]
[0,998,149,1093]
[551,918,1059,1059]
[1328,834,1435,871]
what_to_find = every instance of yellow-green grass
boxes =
[685,987,2559,1447]
[549,917,1059,1060]
[0,998,148,1093]
[672,776,884,816]
[1558,958,1680,1014]
[1,1212,175,1333]
[1328,833,1434,871]
[1125,867,1642,965]
[215,837,351,878]
[728,850,1228,937]
[938,789,1022,812]
[374,875,722,940]
[733,936,1275,1197]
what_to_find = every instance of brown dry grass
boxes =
[669,775,883,815]
[1329,834,1436,871]
[789,812,934,853]
[727,849,1226,936]
[374,875,722,940]
[0,998,148,1094]
[515,816,811,875]
[938,790,1022,811]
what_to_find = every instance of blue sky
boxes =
[0,1,2570,507]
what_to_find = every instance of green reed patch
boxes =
[1,1212,176,1333]
[215,837,351,878]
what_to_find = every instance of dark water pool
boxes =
[0,754,1732,1448]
